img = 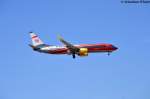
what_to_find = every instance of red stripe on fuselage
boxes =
[47,43,116,54]
[48,48,68,54]
[76,44,114,52]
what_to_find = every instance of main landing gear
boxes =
[72,52,76,59]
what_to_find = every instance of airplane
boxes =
[29,32,118,58]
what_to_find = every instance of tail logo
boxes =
[30,32,44,46]
[35,39,40,43]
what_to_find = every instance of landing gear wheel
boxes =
[108,52,110,56]
[72,54,76,59]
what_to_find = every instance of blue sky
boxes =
[0,0,150,99]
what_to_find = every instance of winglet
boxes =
[57,35,64,41]
[29,31,33,34]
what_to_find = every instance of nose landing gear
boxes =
[108,52,111,56]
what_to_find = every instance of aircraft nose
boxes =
[112,45,118,50]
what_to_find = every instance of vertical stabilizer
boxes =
[30,32,44,46]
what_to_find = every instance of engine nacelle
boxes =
[78,48,88,56]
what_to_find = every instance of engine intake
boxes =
[78,48,88,56]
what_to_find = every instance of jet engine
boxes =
[78,48,88,56]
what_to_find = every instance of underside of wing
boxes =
[57,35,80,58]
[58,35,79,51]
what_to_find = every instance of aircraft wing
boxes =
[58,35,79,53]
